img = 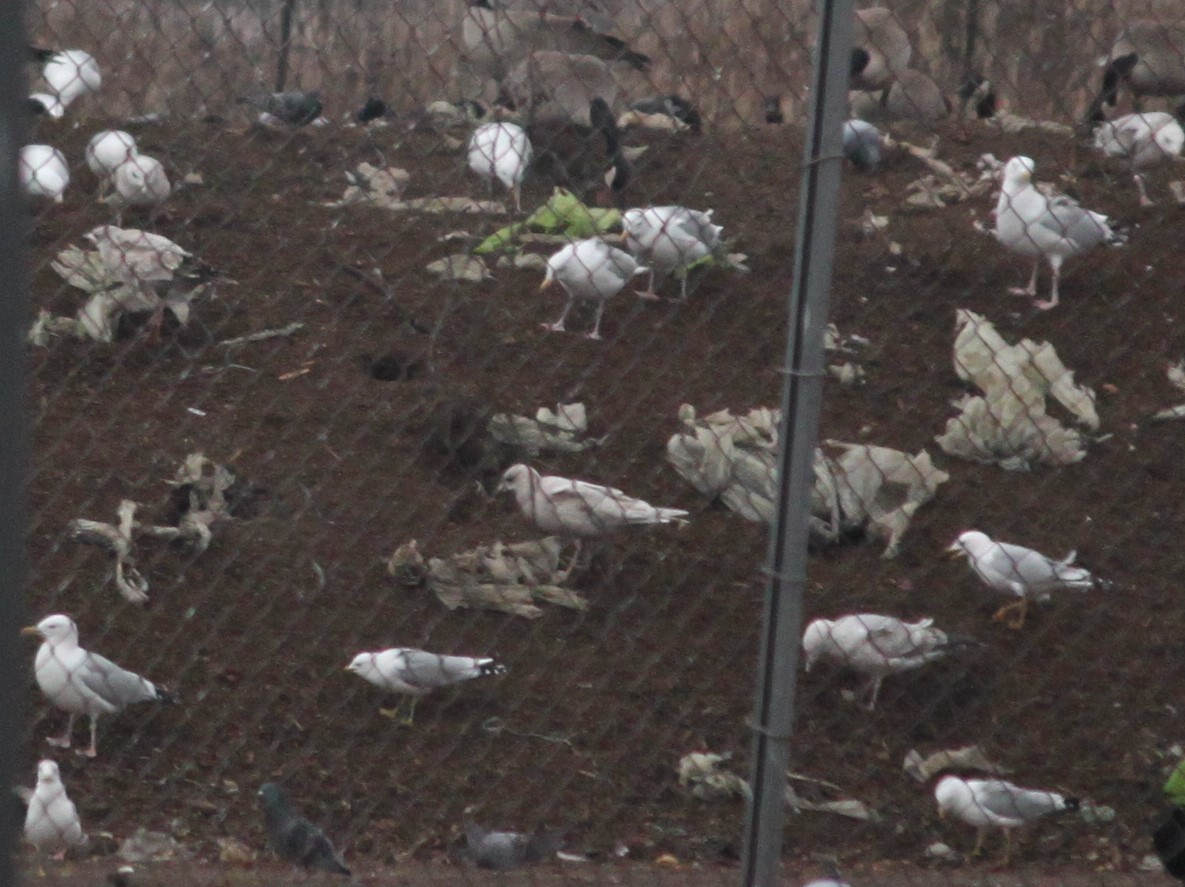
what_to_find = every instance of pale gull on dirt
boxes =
[86,131,139,184]
[31,48,101,113]
[1094,111,1185,206]
[947,529,1106,628]
[20,145,69,203]
[468,121,532,212]
[24,760,87,857]
[539,237,648,340]
[346,648,506,724]
[621,205,723,299]
[802,613,977,710]
[993,155,1123,310]
[110,154,171,222]
[22,614,177,758]
[934,774,1079,864]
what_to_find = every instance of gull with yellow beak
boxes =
[539,237,647,340]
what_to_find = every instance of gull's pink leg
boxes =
[1008,261,1039,297]
[1033,260,1061,310]
[584,302,606,340]
[79,715,99,758]
[541,297,574,333]
[635,269,660,301]
[46,714,75,749]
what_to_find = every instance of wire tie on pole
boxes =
[778,366,828,378]
[745,717,794,741]
[803,151,845,169]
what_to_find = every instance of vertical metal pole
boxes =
[0,0,30,876]
[276,0,298,93]
[740,0,853,884]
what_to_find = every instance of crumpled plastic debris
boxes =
[31,238,207,345]
[425,253,491,282]
[903,745,1010,783]
[677,752,752,801]
[323,163,411,209]
[474,189,621,255]
[487,402,604,455]
[67,453,237,603]
[1153,360,1185,420]
[784,773,880,821]
[387,538,588,619]
[665,405,946,557]
[935,309,1098,469]
[118,828,189,863]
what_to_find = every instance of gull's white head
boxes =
[36,760,62,786]
[800,618,834,671]
[21,614,78,644]
[947,530,990,559]
[1002,156,1035,187]
[345,652,377,678]
[933,774,967,817]
[498,463,532,494]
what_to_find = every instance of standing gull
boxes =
[258,783,350,876]
[346,648,506,724]
[539,237,647,340]
[86,131,139,182]
[24,760,87,858]
[20,145,69,204]
[110,154,171,224]
[621,205,723,300]
[802,613,978,710]
[947,530,1106,629]
[499,463,688,574]
[22,613,177,758]
[31,48,101,114]
[468,121,532,211]
[1094,111,1185,206]
[993,155,1124,310]
[934,774,1079,864]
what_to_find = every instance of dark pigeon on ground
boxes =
[258,782,351,876]
[464,821,560,871]
[356,96,389,123]
[239,90,323,127]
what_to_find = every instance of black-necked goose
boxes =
[850,7,911,101]
[1086,20,1185,123]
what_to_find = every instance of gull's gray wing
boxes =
[974,780,1070,822]
[79,652,159,709]
[397,650,488,690]
[1034,197,1112,249]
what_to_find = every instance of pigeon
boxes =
[31,48,101,112]
[842,119,883,172]
[468,121,532,212]
[464,822,559,870]
[19,145,69,203]
[621,205,724,299]
[802,613,979,710]
[258,783,350,876]
[109,154,171,222]
[24,760,87,858]
[86,131,139,191]
[1094,111,1185,206]
[934,774,1079,864]
[993,155,1124,310]
[239,90,323,127]
[539,237,648,340]
[346,648,506,724]
[22,614,177,758]
[948,530,1106,629]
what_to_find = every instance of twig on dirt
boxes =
[338,265,430,333]
[219,322,305,347]
[481,717,576,747]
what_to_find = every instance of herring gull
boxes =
[540,237,647,340]
[621,205,723,300]
[24,760,87,857]
[467,121,532,212]
[346,648,506,724]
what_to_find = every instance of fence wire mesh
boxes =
[14,0,1185,883]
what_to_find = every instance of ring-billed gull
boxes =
[31,48,101,114]
[802,613,978,710]
[258,783,350,876]
[24,760,87,858]
[621,206,723,300]
[842,120,883,172]
[346,648,506,724]
[540,237,648,340]
[499,463,688,575]
[1094,111,1185,206]
[20,145,69,204]
[993,155,1124,310]
[86,131,139,184]
[22,614,177,758]
[947,530,1106,629]
[464,822,560,870]
[934,774,1079,864]
[468,121,532,212]
[110,154,171,223]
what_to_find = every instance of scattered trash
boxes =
[387,538,588,619]
[68,500,148,604]
[219,322,304,348]
[118,828,188,863]
[487,402,604,455]
[677,752,751,801]
[474,189,621,255]
[924,841,961,862]
[936,309,1098,469]
[323,163,410,209]
[903,745,1009,783]
[215,837,256,866]
[1153,360,1185,420]
[426,253,491,282]
[785,773,880,821]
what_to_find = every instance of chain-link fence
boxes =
[11,0,1185,883]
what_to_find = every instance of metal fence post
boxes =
[0,0,30,876]
[740,0,854,884]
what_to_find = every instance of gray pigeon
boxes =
[464,821,560,870]
[842,119,883,172]
[239,91,323,127]
[258,783,350,876]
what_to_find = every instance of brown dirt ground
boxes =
[18,109,1185,883]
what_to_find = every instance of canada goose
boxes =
[468,121,533,211]
[539,237,648,339]
[459,0,649,93]
[1095,111,1185,206]
[957,74,998,120]
[30,48,101,113]
[1086,20,1185,123]
[19,144,69,204]
[503,50,622,126]
[850,8,911,99]
[993,156,1124,311]
[842,119,883,171]
[851,68,947,123]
